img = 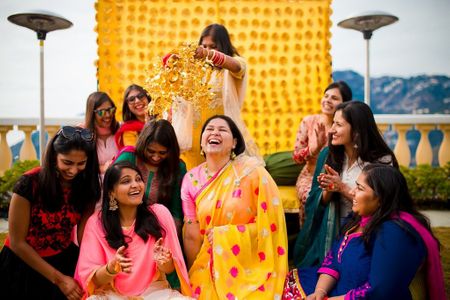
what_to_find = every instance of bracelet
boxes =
[105,262,118,275]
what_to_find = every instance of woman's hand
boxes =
[310,122,328,156]
[153,238,175,274]
[194,46,208,60]
[109,245,133,274]
[318,164,343,192]
[205,228,214,247]
[55,274,83,300]
[306,288,328,300]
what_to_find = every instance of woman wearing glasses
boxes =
[0,126,101,300]
[84,91,119,174]
[115,84,152,151]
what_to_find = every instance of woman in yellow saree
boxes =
[181,115,288,300]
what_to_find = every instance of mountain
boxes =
[332,71,450,114]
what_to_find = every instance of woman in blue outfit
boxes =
[283,164,446,300]
[293,102,398,268]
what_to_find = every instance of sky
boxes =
[0,0,449,123]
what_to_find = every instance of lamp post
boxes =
[8,11,72,163]
[338,11,398,106]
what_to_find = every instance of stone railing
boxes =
[0,117,84,175]
[0,115,449,175]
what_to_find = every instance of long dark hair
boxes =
[324,81,353,103]
[327,101,398,174]
[122,84,151,122]
[135,120,180,209]
[40,127,100,212]
[200,115,246,156]
[198,24,240,57]
[101,161,164,249]
[84,91,119,134]
[342,164,438,247]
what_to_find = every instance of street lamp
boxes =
[8,11,72,163]
[338,11,398,106]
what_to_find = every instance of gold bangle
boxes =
[105,262,118,275]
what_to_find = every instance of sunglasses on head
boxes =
[94,106,116,117]
[126,92,147,104]
[57,126,94,142]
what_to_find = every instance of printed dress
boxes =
[181,155,288,299]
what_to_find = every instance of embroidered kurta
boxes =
[76,204,192,298]
[181,155,288,299]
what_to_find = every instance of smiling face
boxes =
[321,87,344,116]
[94,100,115,129]
[126,89,149,121]
[351,172,380,217]
[201,118,237,158]
[110,168,145,209]
[144,142,168,167]
[329,110,353,146]
[56,149,88,183]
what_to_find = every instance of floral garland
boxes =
[145,43,214,117]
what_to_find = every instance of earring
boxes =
[200,149,205,157]
[109,195,118,211]
[230,151,236,160]
[353,143,358,149]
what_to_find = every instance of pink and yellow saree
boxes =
[188,156,288,299]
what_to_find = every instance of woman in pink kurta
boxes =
[76,162,192,299]
[293,81,352,225]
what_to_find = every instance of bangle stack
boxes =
[105,262,119,276]
[205,49,226,67]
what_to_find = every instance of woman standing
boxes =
[294,101,398,268]
[84,91,119,174]
[284,165,446,299]
[182,115,287,300]
[76,161,192,299]
[0,126,100,299]
[115,84,151,150]
[173,24,260,170]
[293,81,352,225]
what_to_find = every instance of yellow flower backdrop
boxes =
[95,0,332,155]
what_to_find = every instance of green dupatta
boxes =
[293,147,339,268]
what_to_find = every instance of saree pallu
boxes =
[189,156,288,299]
[293,147,339,268]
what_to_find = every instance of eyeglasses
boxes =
[94,106,116,117]
[57,126,94,142]
[126,92,147,104]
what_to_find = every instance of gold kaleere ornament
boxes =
[145,43,213,117]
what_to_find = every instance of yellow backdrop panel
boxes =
[95,0,332,155]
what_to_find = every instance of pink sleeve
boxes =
[75,213,110,294]
[293,117,311,163]
[152,204,192,296]
[181,172,197,219]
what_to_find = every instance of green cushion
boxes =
[264,151,303,186]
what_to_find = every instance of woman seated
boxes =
[76,161,192,299]
[283,164,446,300]
[182,115,288,300]
[294,101,398,268]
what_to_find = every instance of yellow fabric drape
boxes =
[189,156,288,299]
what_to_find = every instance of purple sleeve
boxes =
[181,172,197,219]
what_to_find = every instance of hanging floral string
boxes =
[145,42,214,117]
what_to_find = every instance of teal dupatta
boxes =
[293,147,340,268]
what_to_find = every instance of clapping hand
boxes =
[310,122,328,156]
[154,238,174,274]
[108,245,133,274]
[318,164,342,192]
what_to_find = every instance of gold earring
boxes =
[109,195,118,211]
[200,149,205,157]
[230,151,236,160]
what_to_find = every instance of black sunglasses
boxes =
[57,126,94,142]
[127,92,147,104]
[94,106,116,117]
